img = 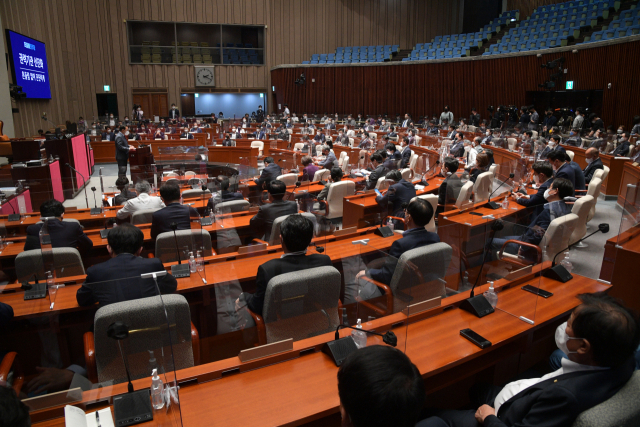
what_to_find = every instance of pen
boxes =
[95,411,101,427]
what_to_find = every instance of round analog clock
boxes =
[195,67,215,86]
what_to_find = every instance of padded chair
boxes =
[473,172,493,203]
[313,169,330,182]
[324,180,356,220]
[359,242,452,315]
[540,213,580,263]
[15,248,85,282]
[570,195,595,245]
[571,371,640,427]
[277,173,299,186]
[455,181,474,209]
[566,150,575,161]
[341,156,350,173]
[251,140,264,157]
[375,177,390,191]
[507,138,517,150]
[583,177,602,222]
[155,230,213,263]
[412,194,438,232]
[131,208,160,225]
[84,295,199,384]
[400,168,413,181]
[215,199,250,213]
[409,153,418,170]
[489,163,500,177]
[181,189,211,199]
[247,266,342,345]
[254,213,317,246]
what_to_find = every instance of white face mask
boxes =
[549,141,556,148]
[464,145,471,152]
[585,158,593,164]
[533,174,540,184]
[486,132,490,136]
[125,131,130,136]
[555,322,583,356]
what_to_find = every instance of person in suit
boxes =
[548,150,576,195]
[437,158,463,211]
[449,133,465,158]
[169,103,180,120]
[511,161,554,217]
[481,128,494,145]
[564,130,582,147]
[469,107,481,127]
[334,130,350,146]
[207,177,244,211]
[115,125,134,179]
[399,137,412,169]
[384,142,402,170]
[237,214,332,316]
[446,124,457,140]
[583,148,604,184]
[379,119,389,132]
[102,127,115,141]
[179,128,194,139]
[112,176,136,206]
[388,125,399,138]
[357,198,440,287]
[249,180,298,242]
[317,167,343,203]
[153,127,165,140]
[612,132,630,156]
[301,155,319,181]
[401,114,411,128]
[76,224,177,307]
[24,199,93,253]
[254,157,282,190]
[116,180,165,220]
[364,153,387,190]
[150,182,200,240]
[190,123,203,133]
[566,152,586,191]
[375,170,416,220]
[314,128,326,143]
[358,132,372,149]
[338,346,426,427]
[418,291,639,427]
[548,135,566,156]
[316,145,337,169]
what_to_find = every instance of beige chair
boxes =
[600,165,610,182]
[341,156,350,173]
[131,208,160,225]
[347,130,356,137]
[193,54,203,64]
[203,55,213,64]
[583,177,602,223]
[540,213,580,263]
[348,137,355,147]
[532,130,538,138]
[182,188,211,198]
[507,138,517,150]
[294,142,305,151]
[184,171,196,177]
[338,151,347,166]
[276,173,298,186]
[570,195,595,246]
[251,140,264,157]
[215,199,250,213]
[375,177,390,191]
[412,194,438,232]
[473,172,493,203]
[489,163,500,177]
[182,54,193,63]
[409,153,418,170]
[155,230,213,263]
[455,182,474,209]
[325,180,356,219]
[400,168,413,181]
[313,169,330,182]
[566,150,575,162]
[254,213,318,246]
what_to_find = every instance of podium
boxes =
[130,145,154,184]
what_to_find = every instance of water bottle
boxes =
[196,250,204,272]
[188,252,196,273]
[560,251,573,273]
[501,196,509,210]
[351,319,367,349]
[483,281,498,308]
[387,219,395,232]
[150,368,165,410]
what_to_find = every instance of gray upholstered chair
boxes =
[131,208,160,225]
[15,248,85,282]
[215,199,250,213]
[572,371,640,427]
[361,242,452,315]
[248,266,342,345]
[83,294,199,384]
[254,213,318,246]
[155,229,213,263]
[181,188,211,199]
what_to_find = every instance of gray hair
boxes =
[135,180,151,194]
[321,145,330,152]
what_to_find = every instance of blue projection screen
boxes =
[6,30,52,99]
[194,93,265,117]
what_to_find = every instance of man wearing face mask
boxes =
[335,130,349,146]
[564,130,582,147]
[285,118,293,129]
[379,119,389,132]
[481,128,493,145]
[439,106,453,126]
[419,291,639,427]
[547,150,576,195]
[449,133,466,158]
[169,103,180,120]
[511,161,553,216]
[384,142,401,170]
[612,132,630,156]
[548,135,566,154]
[583,148,604,184]
[463,139,477,170]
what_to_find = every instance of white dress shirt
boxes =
[493,357,608,413]
[116,193,165,219]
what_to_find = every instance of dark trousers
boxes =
[417,383,502,427]
[117,158,128,179]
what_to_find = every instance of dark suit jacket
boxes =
[24,219,93,253]
[569,161,586,191]
[76,253,177,307]
[245,253,333,315]
[484,357,635,427]
[520,201,570,247]
[368,228,440,285]
[400,146,412,168]
[169,108,180,119]
[583,157,604,184]
[367,165,388,190]
[115,132,129,161]
[438,173,464,206]
[375,179,416,216]
[150,203,200,240]
[334,135,349,145]
[255,162,282,190]
[450,141,465,158]
[102,131,116,141]
[0,302,14,328]
[554,162,576,195]
[249,200,298,241]
[612,141,630,157]
[207,190,244,211]
[516,178,552,217]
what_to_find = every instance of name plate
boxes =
[238,338,293,363]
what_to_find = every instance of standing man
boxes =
[116,125,135,179]
[439,106,454,126]
[169,103,180,120]
[469,107,481,127]
[528,106,539,130]
[283,104,290,118]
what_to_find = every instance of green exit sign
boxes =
[566,81,574,90]
[103,85,110,92]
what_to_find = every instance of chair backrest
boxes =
[412,194,438,232]
[155,229,213,263]
[184,171,196,177]
[455,181,474,209]
[593,169,605,181]
[570,195,594,245]
[400,168,413,181]
[571,371,640,427]
[15,248,85,282]
[251,140,264,156]
[93,294,194,384]
[338,151,347,166]
[566,150,575,161]
[181,189,211,199]
[313,169,330,182]
[341,156,350,173]
[388,243,452,302]
[262,266,341,343]
[276,173,299,186]
[473,172,493,202]
[131,208,160,225]
[215,199,250,213]
[327,180,356,219]
[507,138,517,150]
[601,165,610,182]
[409,153,418,170]
[166,172,179,177]
[375,177,390,190]
[265,213,318,246]
[489,163,500,177]
[540,213,579,262]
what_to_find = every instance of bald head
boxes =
[585,147,599,160]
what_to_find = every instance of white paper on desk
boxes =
[415,185,425,191]
[64,406,114,427]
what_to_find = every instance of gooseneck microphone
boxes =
[334,324,397,346]
[65,163,90,209]
[486,173,515,210]
[322,323,397,366]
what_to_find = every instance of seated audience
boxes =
[317,145,337,169]
[583,148,604,184]
[419,292,639,427]
[150,182,200,240]
[365,153,387,190]
[76,223,177,307]
[301,155,319,181]
[449,133,465,158]
[511,161,554,216]
[254,156,282,190]
[612,132,630,156]
[239,214,332,316]
[338,346,426,427]
[470,153,490,183]
[384,142,401,170]
[438,158,464,210]
[547,150,576,195]
[116,180,165,219]
[463,139,477,169]
[375,170,416,219]
[317,167,343,203]
[24,199,93,253]
[207,177,245,211]
[399,137,412,168]
[113,177,136,206]
[249,180,298,242]
[566,151,586,191]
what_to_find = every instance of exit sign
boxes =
[103,85,110,92]
[566,81,574,90]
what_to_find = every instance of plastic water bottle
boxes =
[150,368,165,410]
[560,251,573,273]
[387,219,395,232]
[351,319,367,349]
[483,281,498,308]
[196,250,204,272]
[501,196,509,210]
[188,252,196,273]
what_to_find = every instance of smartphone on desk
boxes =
[522,284,553,298]
[469,212,483,216]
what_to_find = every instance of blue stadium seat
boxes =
[310,60,319,64]
[319,54,327,61]
[345,47,352,53]
[318,60,327,64]
[311,54,319,61]
[328,54,335,60]
[334,60,342,64]
[302,61,310,64]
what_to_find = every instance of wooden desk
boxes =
[599,225,640,312]
[207,146,259,168]
[92,140,201,163]
[567,145,629,198]
[616,162,640,207]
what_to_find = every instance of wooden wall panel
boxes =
[507,0,569,20]
[272,39,640,131]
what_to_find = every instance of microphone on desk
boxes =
[65,163,90,210]
[421,160,440,186]
[106,322,154,424]
[322,324,397,366]
[486,173,515,210]
[170,222,191,278]
[89,186,103,215]
[287,181,301,201]
[21,273,39,290]
[543,223,610,283]
[6,196,20,222]
[460,219,504,318]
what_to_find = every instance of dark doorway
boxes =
[96,94,119,117]
[526,90,603,117]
